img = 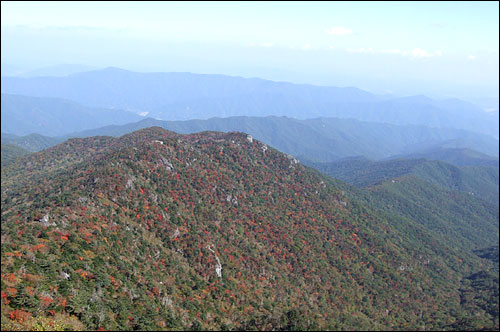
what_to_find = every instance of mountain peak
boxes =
[69,66,135,77]
[100,66,133,73]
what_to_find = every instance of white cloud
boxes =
[325,26,353,36]
[467,55,476,60]
[411,48,432,58]
[301,43,311,50]
[381,49,402,54]
[430,23,446,29]
[346,47,442,58]
[259,42,274,48]
[246,42,275,48]
[346,47,373,54]
[409,48,442,58]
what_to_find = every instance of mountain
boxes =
[305,157,499,205]
[69,116,499,159]
[0,64,26,77]
[364,175,498,252]
[2,67,497,137]
[3,116,498,160]
[307,160,499,330]
[1,144,30,167]
[1,133,64,152]
[1,127,497,330]
[16,64,99,78]
[0,63,98,77]
[0,67,379,118]
[1,94,143,136]
[305,156,498,279]
[388,147,499,167]
[334,95,499,139]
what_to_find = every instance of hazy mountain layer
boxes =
[69,116,500,159]
[1,133,64,152]
[2,67,497,137]
[1,94,142,136]
[0,144,30,167]
[3,116,498,162]
[305,157,499,205]
[388,147,499,167]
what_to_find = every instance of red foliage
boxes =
[9,309,32,323]
[26,286,35,296]
[41,296,53,305]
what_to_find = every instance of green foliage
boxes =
[1,127,498,330]
[398,147,499,167]
[1,93,141,137]
[307,157,499,331]
[368,176,498,252]
[1,144,30,167]
[1,133,63,152]
[307,157,499,205]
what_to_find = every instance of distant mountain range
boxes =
[362,175,498,254]
[2,67,498,138]
[0,143,29,167]
[2,116,499,162]
[387,147,499,167]
[1,94,142,136]
[1,63,98,77]
[1,133,62,152]
[304,157,499,205]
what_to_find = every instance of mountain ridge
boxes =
[2,67,497,137]
[304,157,499,205]
[1,93,143,136]
[5,115,498,159]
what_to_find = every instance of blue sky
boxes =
[1,1,498,101]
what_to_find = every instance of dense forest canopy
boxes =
[1,127,498,330]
